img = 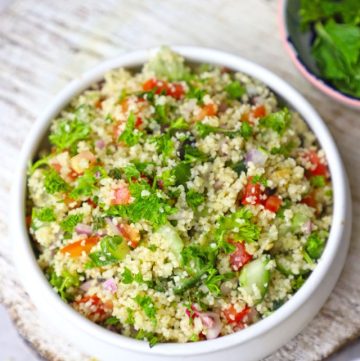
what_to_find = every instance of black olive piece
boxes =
[264,187,277,196]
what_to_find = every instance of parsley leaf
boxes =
[32,207,56,223]
[70,166,106,200]
[195,122,252,140]
[123,164,141,180]
[44,169,69,194]
[119,112,143,146]
[225,81,245,99]
[151,133,175,159]
[49,108,91,151]
[310,175,326,187]
[260,108,291,135]
[48,268,80,301]
[215,208,260,244]
[135,329,159,348]
[186,189,205,209]
[60,214,83,234]
[134,294,157,324]
[88,235,129,267]
[305,231,327,259]
[106,180,176,227]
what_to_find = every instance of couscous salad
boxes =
[26,48,332,345]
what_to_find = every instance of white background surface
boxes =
[0,0,359,360]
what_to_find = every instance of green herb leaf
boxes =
[60,214,83,234]
[305,231,327,259]
[44,169,69,194]
[48,268,80,301]
[186,189,205,209]
[260,108,291,135]
[119,112,143,146]
[32,207,56,223]
[134,294,157,324]
[49,108,91,151]
[225,81,245,99]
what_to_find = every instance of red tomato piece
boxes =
[135,116,143,129]
[251,104,266,118]
[264,195,282,213]
[241,182,263,205]
[301,193,317,208]
[60,235,100,258]
[303,150,329,177]
[223,305,251,324]
[112,184,131,205]
[118,223,140,248]
[229,241,253,271]
[76,295,112,321]
[166,83,185,99]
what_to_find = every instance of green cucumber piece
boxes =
[156,224,184,261]
[239,256,271,302]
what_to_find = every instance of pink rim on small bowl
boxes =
[278,0,360,109]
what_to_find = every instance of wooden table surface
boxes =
[0,0,360,360]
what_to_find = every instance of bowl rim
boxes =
[12,45,350,357]
[278,0,360,109]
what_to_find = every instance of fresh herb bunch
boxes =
[299,0,360,98]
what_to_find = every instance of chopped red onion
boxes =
[199,312,222,340]
[302,220,313,235]
[80,280,93,292]
[95,139,105,149]
[75,223,92,235]
[245,148,267,166]
[103,278,117,294]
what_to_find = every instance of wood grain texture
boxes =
[0,0,359,360]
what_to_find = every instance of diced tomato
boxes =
[196,103,218,121]
[229,241,253,271]
[86,198,97,208]
[52,162,62,173]
[76,295,112,321]
[251,105,266,118]
[241,111,250,123]
[241,181,263,205]
[223,305,251,324]
[118,223,140,248]
[301,193,317,208]
[166,83,185,99]
[142,78,184,99]
[112,184,131,205]
[303,150,329,177]
[135,116,143,129]
[60,235,100,258]
[68,169,81,181]
[70,151,96,174]
[264,195,282,213]
[63,196,81,209]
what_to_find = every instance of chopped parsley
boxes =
[32,207,56,223]
[225,81,245,99]
[215,208,260,244]
[48,268,80,301]
[60,214,83,235]
[135,329,159,348]
[195,122,252,140]
[186,189,205,209]
[49,108,91,151]
[305,231,327,259]
[310,175,326,187]
[106,180,176,227]
[134,294,157,324]
[260,108,291,135]
[44,168,69,194]
[88,235,129,267]
[151,133,175,159]
[119,112,143,146]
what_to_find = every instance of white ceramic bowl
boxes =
[12,46,352,361]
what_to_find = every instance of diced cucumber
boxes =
[239,256,271,302]
[156,224,184,261]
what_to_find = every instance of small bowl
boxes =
[279,0,360,109]
[12,46,352,361]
